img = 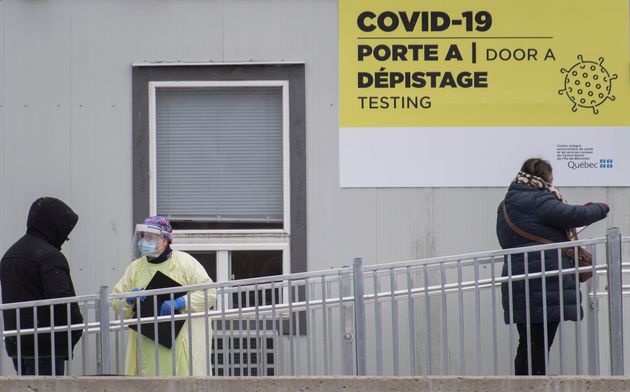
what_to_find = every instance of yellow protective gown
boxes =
[112,250,217,376]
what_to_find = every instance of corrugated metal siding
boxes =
[0,0,627,332]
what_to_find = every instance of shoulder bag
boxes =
[502,205,593,282]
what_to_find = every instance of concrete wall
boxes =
[2,376,630,392]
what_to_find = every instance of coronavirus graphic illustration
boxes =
[558,55,617,114]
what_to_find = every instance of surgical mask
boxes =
[138,239,159,257]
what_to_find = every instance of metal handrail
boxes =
[0,294,99,311]
[0,230,625,377]
[362,237,607,272]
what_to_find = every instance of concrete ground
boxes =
[1,376,630,392]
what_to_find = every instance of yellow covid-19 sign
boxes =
[339,0,630,127]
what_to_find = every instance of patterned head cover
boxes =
[143,215,173,241]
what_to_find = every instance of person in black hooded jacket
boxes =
[1,197,84,375]
[496,158,609,375]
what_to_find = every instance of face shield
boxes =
[133,224,166,258]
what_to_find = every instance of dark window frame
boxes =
[132,63,306,274]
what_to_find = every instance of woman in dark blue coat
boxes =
[496,158,608,375]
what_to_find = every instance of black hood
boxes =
[26,197,78,249]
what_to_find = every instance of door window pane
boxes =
[188,251,217,282]
[231,250,283,307]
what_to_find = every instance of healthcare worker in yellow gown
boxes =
[112,216,216,376]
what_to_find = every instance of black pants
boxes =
[515,322,559,375]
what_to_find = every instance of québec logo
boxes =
[599,159,613,168]
[567,159,613,170]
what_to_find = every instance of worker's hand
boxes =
[125,288,146,305]
[160,296,186,315]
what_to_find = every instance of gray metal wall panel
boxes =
[0,0,5,259]
[1,0,74,268]
[67,0,133,293]
[223,1,310,61]
[0,0,627,300]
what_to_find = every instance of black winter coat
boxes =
[1,197,83,359]
[496,183,608,324]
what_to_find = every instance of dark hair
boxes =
[520,158,553,182]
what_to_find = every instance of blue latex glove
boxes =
[160,296,186,316]
[125,288,146,305]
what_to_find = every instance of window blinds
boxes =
[155,87,284,222]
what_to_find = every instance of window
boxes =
[133,63,306,291]
[151,83,288,230]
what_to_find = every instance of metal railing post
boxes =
[97,286,111,375]
[352,258,367,376]
[606,228,624,375]
[586,245,600,375]
[340,267,353,375]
